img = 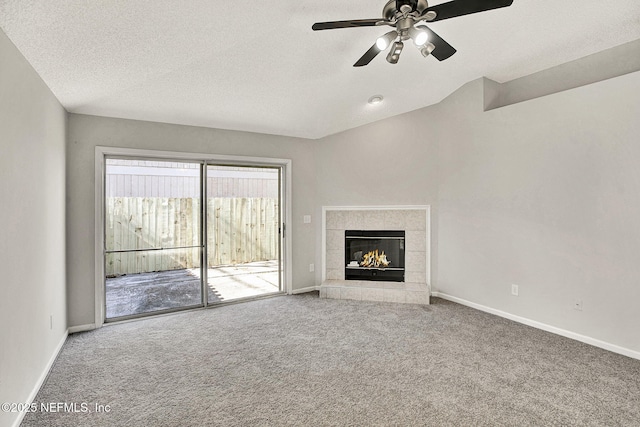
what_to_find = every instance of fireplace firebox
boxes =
[345,230,405,282]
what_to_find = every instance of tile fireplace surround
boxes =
[320,206,430,305]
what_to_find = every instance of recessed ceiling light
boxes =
[368,95,384,105]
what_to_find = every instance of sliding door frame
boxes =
[95,146,292,328]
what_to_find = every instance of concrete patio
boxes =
[105,260,280,319]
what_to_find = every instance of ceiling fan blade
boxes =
[312,19,388,31]
[415,25,456,61]
[353,31,399,67]
[423,0,513,22]
[354,44,384,67]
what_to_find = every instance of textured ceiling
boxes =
[1,1,640,139]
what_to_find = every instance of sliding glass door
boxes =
[103,158,283,321]
[205,165,281,303]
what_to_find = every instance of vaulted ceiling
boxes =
[2,1,640,139]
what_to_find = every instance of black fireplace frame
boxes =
[345,230,405,282]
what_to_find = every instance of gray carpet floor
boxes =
[22,295,640,426]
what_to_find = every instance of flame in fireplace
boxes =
[360,249,390,268]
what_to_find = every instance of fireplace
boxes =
[345,230,405,282]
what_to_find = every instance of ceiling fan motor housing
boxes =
[384,0,429,20]
[398,0,418,12]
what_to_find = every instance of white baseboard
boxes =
[291,286,319,295]
[12,330,68,427]
[67,323,96,334]
[431,292,640,361]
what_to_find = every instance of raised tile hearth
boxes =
[320,280,429,305]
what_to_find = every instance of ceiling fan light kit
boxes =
[312,0,514,67]
[387,41,404,63]
[376,31,398,50]
[421,42,436,57]
[408,26,429,46]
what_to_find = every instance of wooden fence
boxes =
[105,197,279,276]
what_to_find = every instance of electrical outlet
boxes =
[303,215,311,224]
[309,263,315,272]
[511,284,519,296]
[573,299,583,311]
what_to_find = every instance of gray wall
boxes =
[436,74,640,353]
[0,29,67,427]
[314,69,640,355]
[66,114,317,327]
[313,104,441,286]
